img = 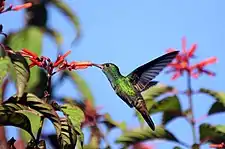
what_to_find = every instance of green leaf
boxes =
[199,88,225,115]
[0,105,35,140]
[142,84,174,100]
[61,103,85,133]
[65,71,95,105]
[61,103,85,148]
[76,132,84,149]
[50,0,81,41]
[116,126,182,148]
[19,110,42,143]
[200,123,225,144]
[6,93,61,139]
[208,102,225,115]
[8,52,30,98]
[59,118,77,149]
[6,26,43,91]
[0,57,11,84]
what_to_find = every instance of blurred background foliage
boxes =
[1,0,225,149]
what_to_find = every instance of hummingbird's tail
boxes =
[135,99,155,131]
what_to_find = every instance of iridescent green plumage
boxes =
[94,51,179,131]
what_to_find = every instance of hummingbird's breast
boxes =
[116,78,137,96]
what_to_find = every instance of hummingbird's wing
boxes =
[127,51,179,92]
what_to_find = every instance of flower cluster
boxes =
[166,37,217,80]
[20,48,93,75]
[0,0,32,14]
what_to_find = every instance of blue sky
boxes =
[1,0,225,149]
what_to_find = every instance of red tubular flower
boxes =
[12,2,32,11]
[166,37,217,80]
[20,49,93,74]
[210,142,225,148]
[190,57,217,78]
[131,143,155,149]
[68,61,93,70]
[53,50,71,67]
[21,48,38,59]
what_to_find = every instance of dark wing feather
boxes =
[127,51,179,92]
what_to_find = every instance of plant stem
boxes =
[187,71,197,144]
[36,73,52,142]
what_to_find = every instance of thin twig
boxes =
[187,70,197,144]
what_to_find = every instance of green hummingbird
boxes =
[93,51,179,130]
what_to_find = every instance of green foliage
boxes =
[116,126,182,148]
[20,110,42,143]
[6,26,43,92]
[58,118,77,149]
[61,103,85,142]
[7,52,30,98]
[0,104,36,140]
[0,57,11,84]
[200,123,225,144]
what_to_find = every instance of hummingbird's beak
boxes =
[92,63,103,69]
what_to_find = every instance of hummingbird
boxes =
[93,51,179,131]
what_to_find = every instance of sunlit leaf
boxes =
[64,71,95,105]
[0,105,35,140]
[75,132,84,149]
[50,0,81,41]
[61,103,85,131]
[0,57,13,101]
[6,26,43,92]
[199,88,225,115]
[19,110,42,143]
[200,123,225,144]
[59,118,77,149]
[8,52,30,98]
[61,103,85,148]
[0,57,10,84]
[116,126,182,147]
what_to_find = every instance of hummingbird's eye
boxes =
[105,64,109,67]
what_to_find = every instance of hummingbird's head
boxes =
[93,63,120,75]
